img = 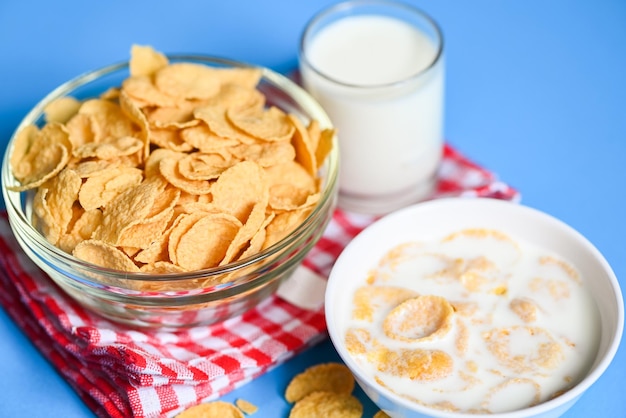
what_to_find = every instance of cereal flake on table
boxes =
[176,400,244,418]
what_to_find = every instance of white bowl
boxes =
[325,197,623,418]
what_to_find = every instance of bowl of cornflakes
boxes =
[1,45,339,329]
[326,197,623,417]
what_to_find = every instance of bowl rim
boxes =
[1,54,339,288]
[325,197,624,417]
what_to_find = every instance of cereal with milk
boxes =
[343,228,600,414]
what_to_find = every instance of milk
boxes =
[300,11,444,214]
[341,230,600,413]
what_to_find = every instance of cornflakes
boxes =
[129,44,168,77]
[9,123,71,191]
[73,239,140,272]
[227,106,295,142]
[8,45,335,275]
[285,363,355,404]
[289,391,362,418]
[383,295,454,342]
[235,399,258,415]
[352,285,418,323]
[78,166,143,210]
[377,348,453,381]
[176,401,244,418]
[483,326,564,373]
[509,298,538,323]
[44,96,81,124]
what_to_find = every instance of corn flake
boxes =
[130,44,169,77]
[9,123,72,191]
[377,348,453,381]
[172,212,241,270]
[285,362,355,404]
[159,156,213,195]
[227,106,294,142]
[288,113,316,176]
[176,401,244,418]
[73,239,140,272]
[44,96,81,124]
[122,75,179,108]
[194,105,257,144]
[235,399,258,415]
[289,391,362,418]
[352,285,419,323]
[211,161,268,222]
[383,295,454,342]
[155,62,222,100]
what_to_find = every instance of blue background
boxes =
[1,0,625,416]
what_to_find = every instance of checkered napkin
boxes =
[0,144,519,418]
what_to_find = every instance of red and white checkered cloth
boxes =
[0,143,519,418]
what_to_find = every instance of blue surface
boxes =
[1,0,625,417]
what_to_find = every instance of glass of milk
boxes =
[299,0,444,215]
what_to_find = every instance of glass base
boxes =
[338,178,436,215]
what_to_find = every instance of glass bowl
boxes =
[1,55,339,330]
